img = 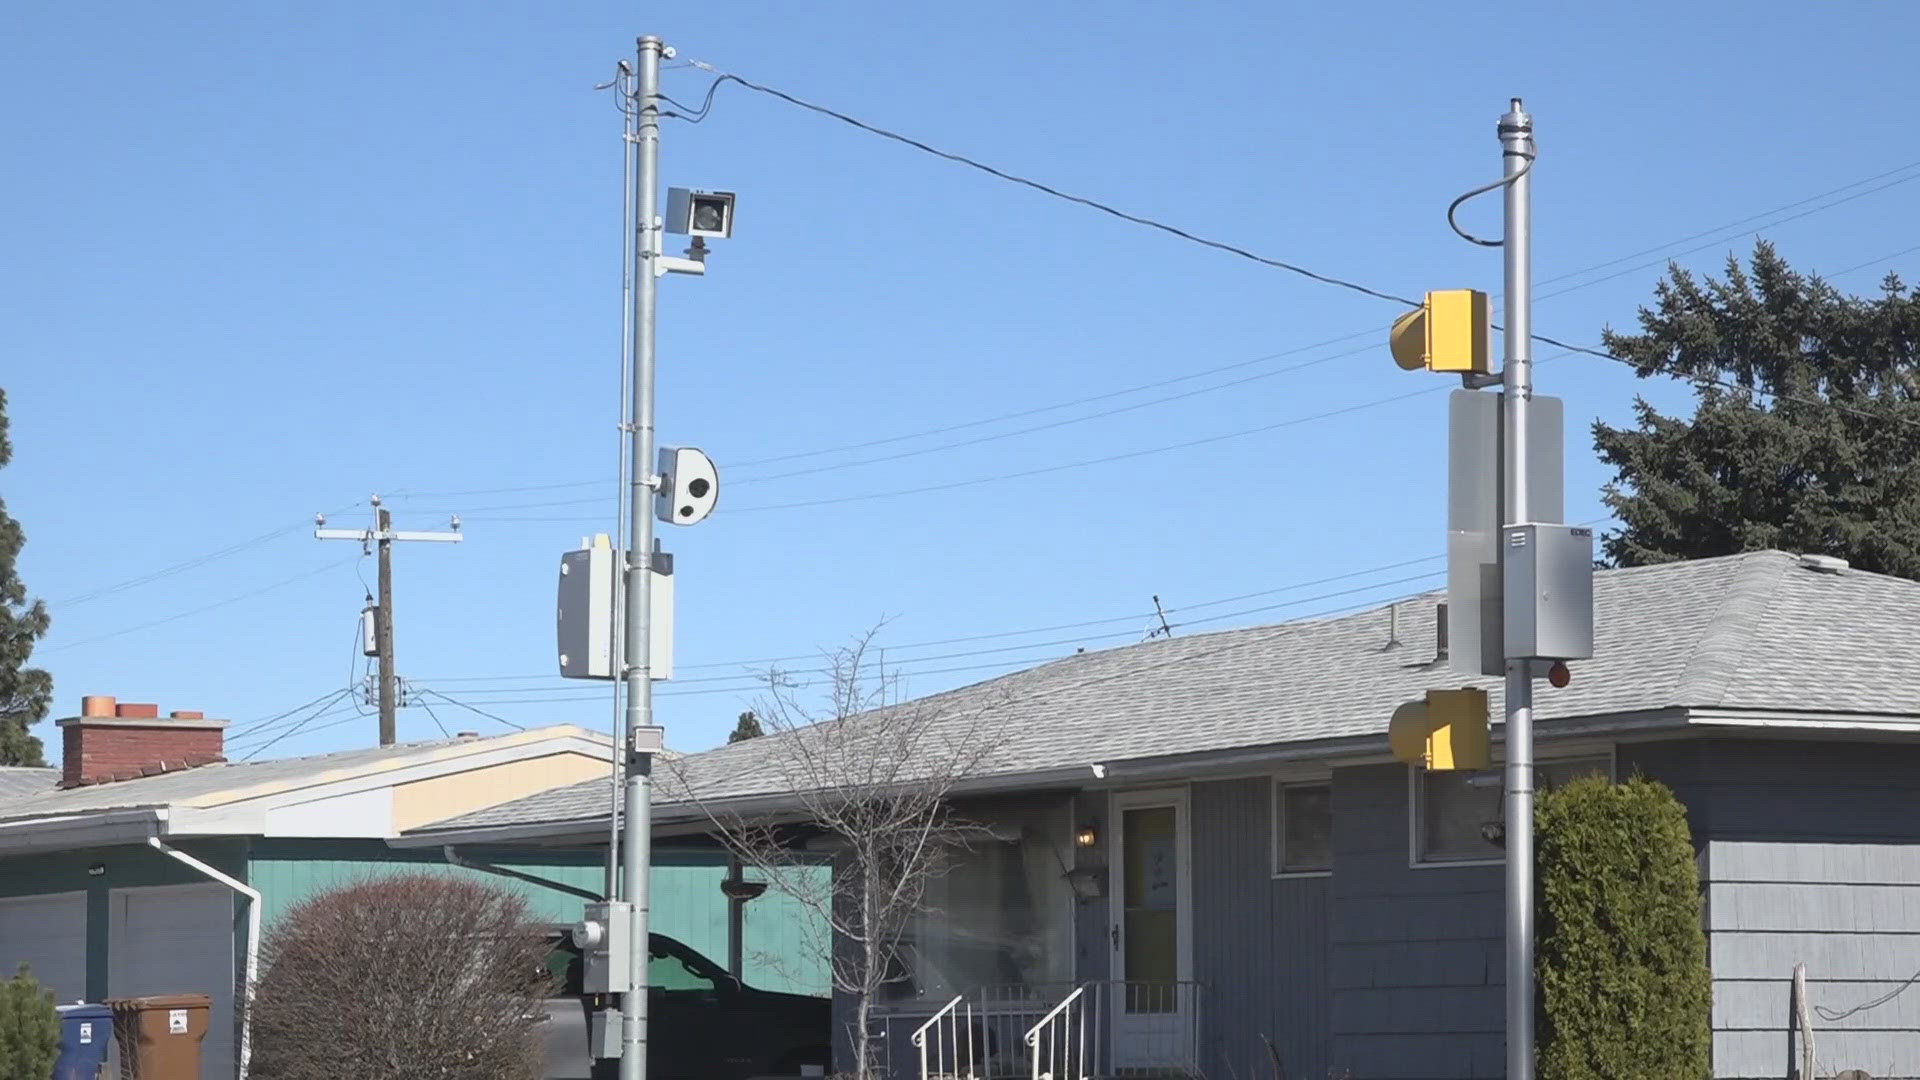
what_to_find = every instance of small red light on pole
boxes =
[1548,661,1571,688]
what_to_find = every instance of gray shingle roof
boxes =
[418,551,1920,835]
[0,768,56,803]
[0,727,606,823]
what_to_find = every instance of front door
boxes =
[1108,789,1192,1071]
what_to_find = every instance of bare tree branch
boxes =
[666,630,1014,1080]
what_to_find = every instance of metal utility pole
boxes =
[316,495,461,746]
[620,34,666,1080]
[1498,97,1537,1080]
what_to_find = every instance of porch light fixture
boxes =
[719,878,768,902]
[87,863,106,877]
[1075,824,1099,848]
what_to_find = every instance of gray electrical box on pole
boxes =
[1446,390,1563,677]
[556,540,674,681]
[1502,523,1594,661]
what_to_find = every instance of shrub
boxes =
[0,963,59,1080]
[248,874,553,1080]
[1536,775,1711,1080]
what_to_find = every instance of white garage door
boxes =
[111,883,237,1080]
[0,892,88,1005]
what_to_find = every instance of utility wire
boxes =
[54,502,361,608]
[421,551,1456,686]
[419,698,453,740]
[225,687,357,742]
[469,379,1440,521]
[682,61,1920,431]
[233,693,359,759]
[437,585,1448,714]
[407,160,1920,511]
[436,565,1443,700]
[417,689,527,731]
[44,558,359,653]
[682,64,1421,309]
[1534,160,1920,289]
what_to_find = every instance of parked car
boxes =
[540,930,830,1080]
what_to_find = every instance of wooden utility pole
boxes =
[316,495,462,746]
[375,506,397,746]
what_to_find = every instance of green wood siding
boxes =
[246,841,829,996]
[247,839,606,929]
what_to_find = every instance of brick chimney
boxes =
[59,695,228,788]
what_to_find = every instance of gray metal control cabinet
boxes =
[1501,523,1594,661]
[577,900,635,995]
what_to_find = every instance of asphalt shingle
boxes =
[420,551,1920,834]
[0,767,56,803]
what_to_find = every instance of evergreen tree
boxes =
[1536,776,1711,1079]
[1595,242,1920,576]
[727,710,763,744]
[0,964,59,1080]
[0,389,52,766]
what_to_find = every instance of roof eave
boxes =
[0,808,167,856]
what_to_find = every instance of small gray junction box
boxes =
[1501,523,1594,662]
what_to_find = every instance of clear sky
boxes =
[5,2,1917,760]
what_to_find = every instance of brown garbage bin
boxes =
[107,994,210,1080]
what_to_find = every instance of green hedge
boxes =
[0,963,59,1080]
[1536,775,1711,1080]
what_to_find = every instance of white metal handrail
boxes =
[1024,984,1090,1080]
[912,994,977,1080]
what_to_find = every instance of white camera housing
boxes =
[655,446,719,526]
[665,187,736,239]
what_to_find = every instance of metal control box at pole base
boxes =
[107,994,209,1080]
[1502,523,1594,661]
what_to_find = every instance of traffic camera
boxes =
[665,187,736,239]
[655,446,719,525]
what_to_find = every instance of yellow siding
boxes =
[391,752,608,831]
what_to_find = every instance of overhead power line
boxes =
[683,65,1421,310]
[54,502,363,608]
[679,61,1920,430]
[411,583,1458,717]
[408,156,1920,515]
[421,550,1456,687]
[225,687,358,742]
[44,558,359,653]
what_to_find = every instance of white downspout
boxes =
[147,835,259,1080]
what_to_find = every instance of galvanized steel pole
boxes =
[620,33,665,1080]
[1499,96,1537,1080]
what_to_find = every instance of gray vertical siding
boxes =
[1328,763,1504,1079]
[1071,789,1112,985]
[1654,739,1920,1080]
[1190,777,1331,1080]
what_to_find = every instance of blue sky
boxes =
[5,2,1917,760]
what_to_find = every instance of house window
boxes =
[1415,753,1612,864]
[1272,781,1332,876]
[883,806,1076,1005]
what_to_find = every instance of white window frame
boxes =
[1408,745,1616,869]
[1271,775,1333,879]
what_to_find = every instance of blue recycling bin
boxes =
[52,1003,113,1080]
